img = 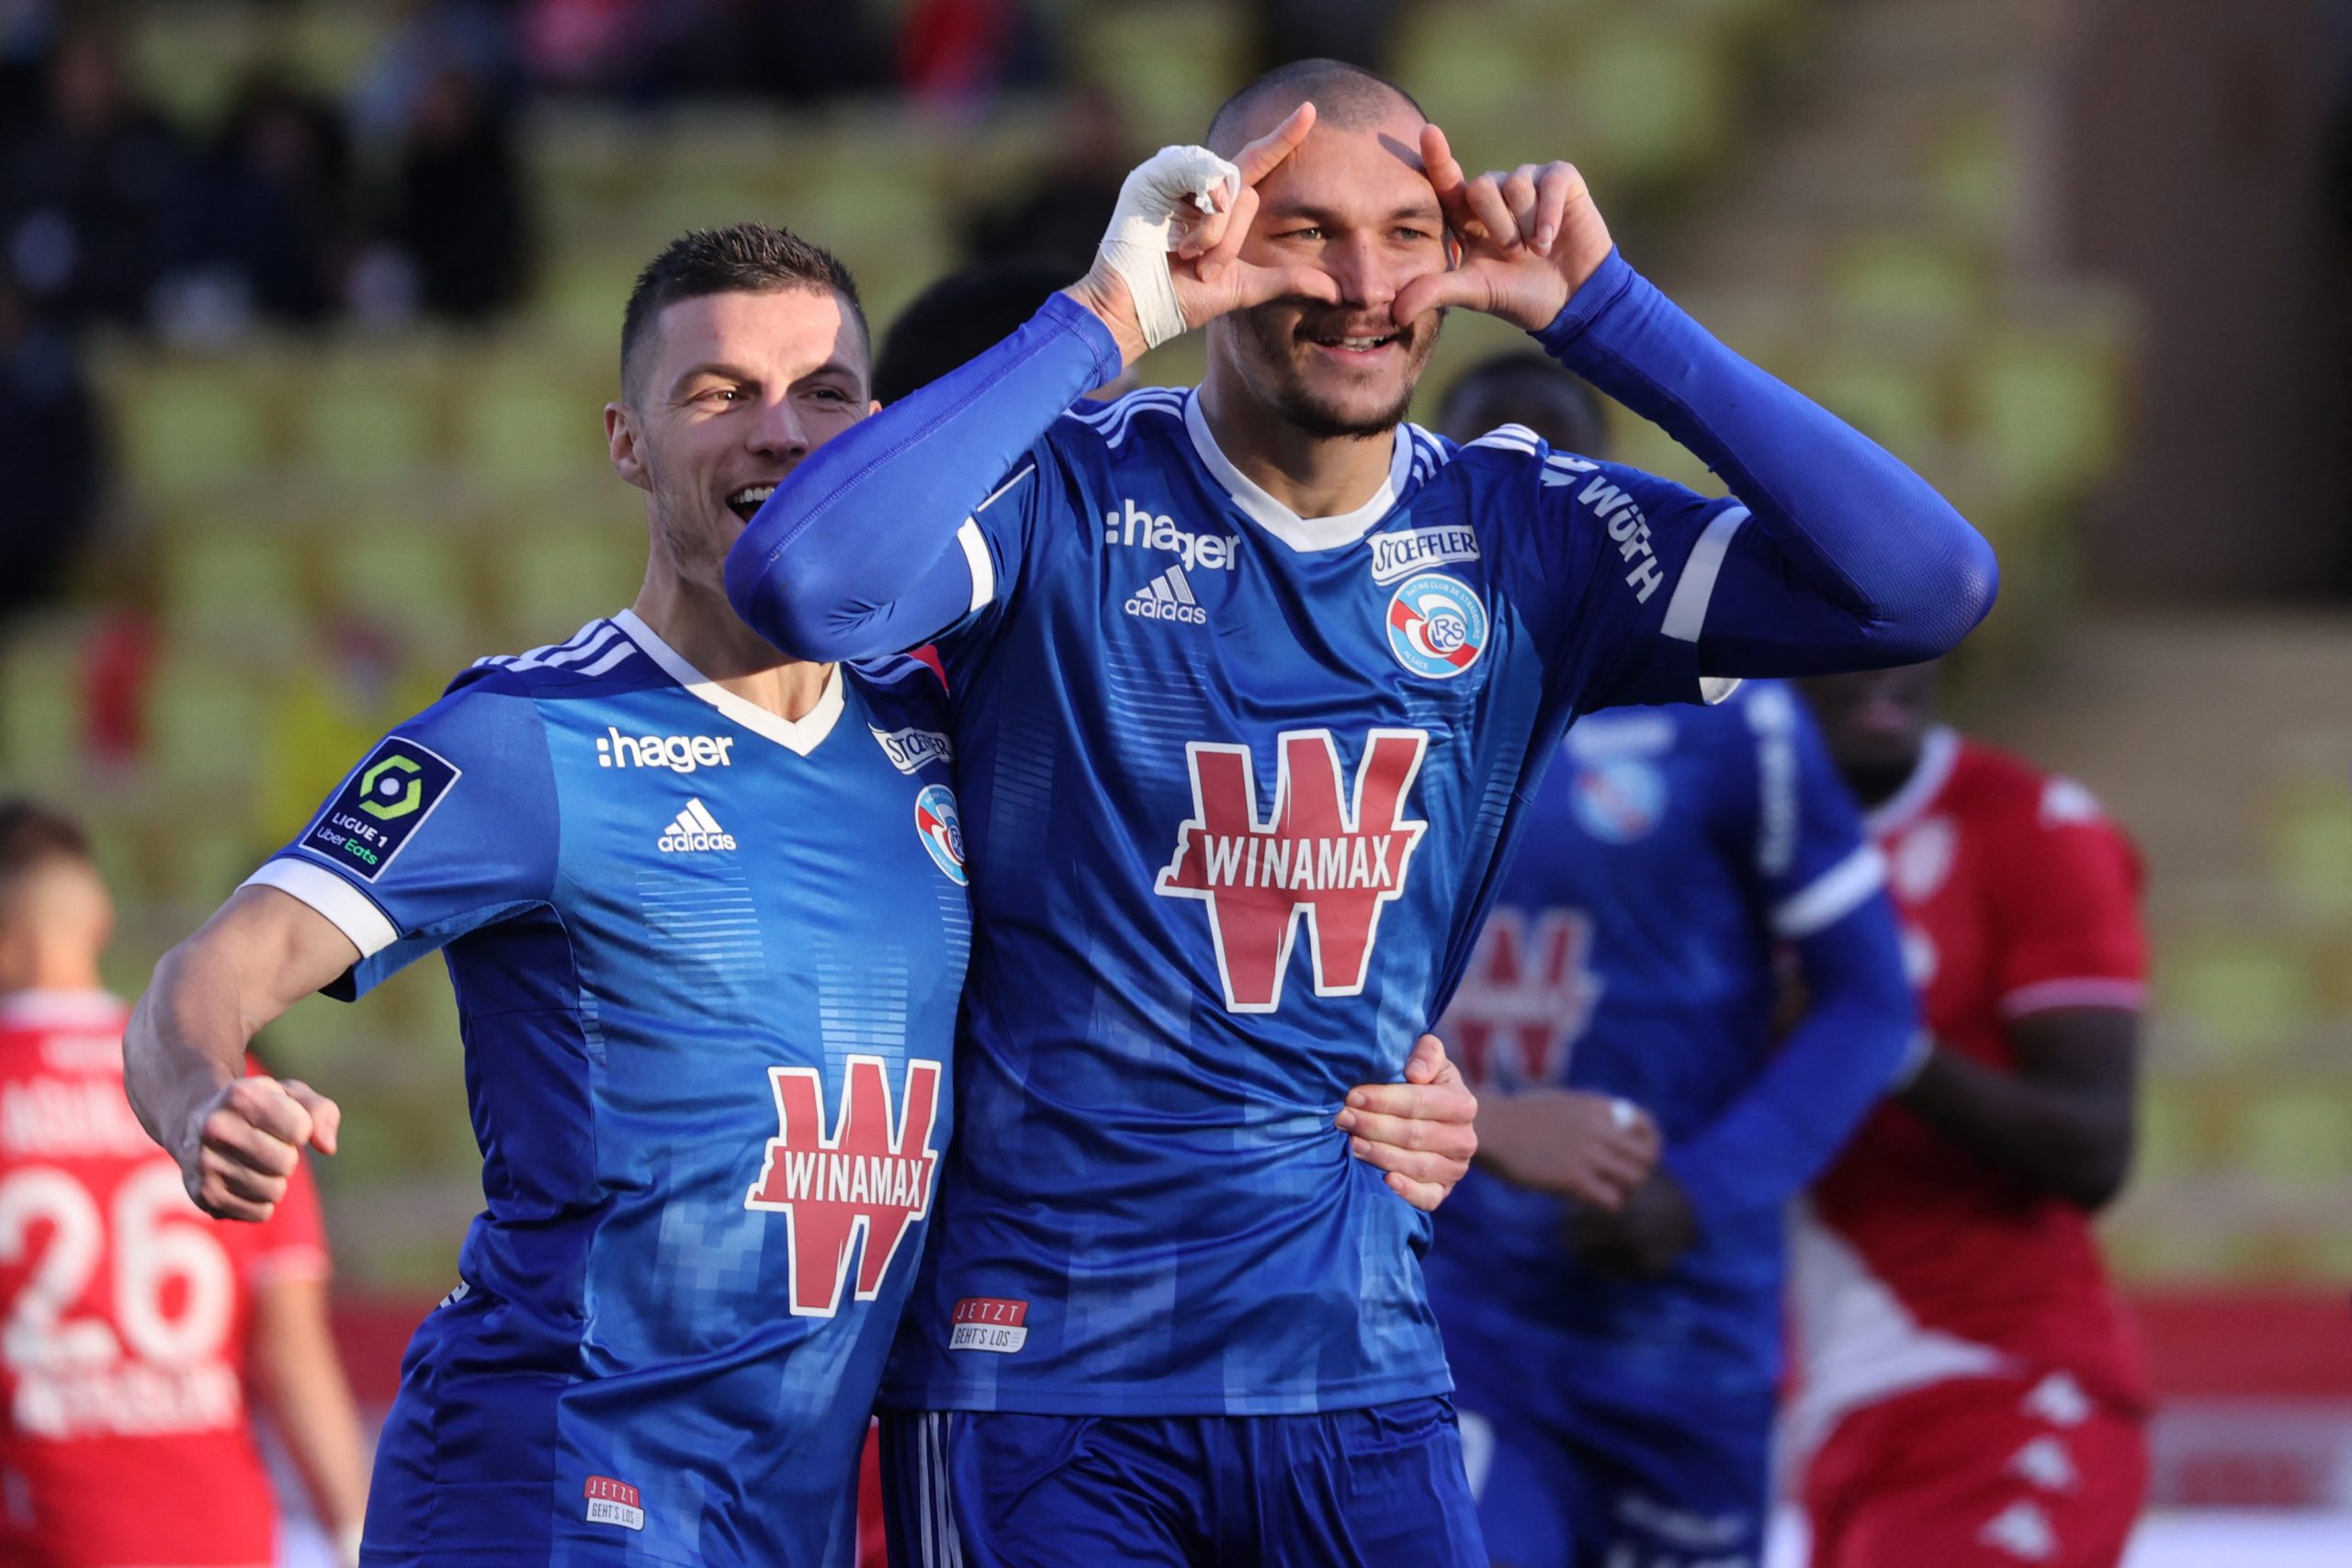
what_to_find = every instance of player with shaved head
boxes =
[734,59,1996,1565]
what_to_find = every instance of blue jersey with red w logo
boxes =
[246,609,969,1568]
[1428,682,1890,1393]
[877,389,1743,1417]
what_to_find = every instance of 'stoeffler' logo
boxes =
[1155,729,1429,1012]
[744,1055,944,1317]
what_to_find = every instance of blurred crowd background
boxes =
[2,0,2349,1534]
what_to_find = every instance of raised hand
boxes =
[1390,124,1615,332]
[181,1074,341,1221]
[1067,103,1341,365]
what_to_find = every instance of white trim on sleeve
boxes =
[1660,504,1749,643]
[243,858,400,959]
[1771,842,1888,939]
[1998,977,2148,1019]
[956,518,996,614]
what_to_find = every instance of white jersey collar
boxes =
[1182,390,1410,554]
[0,989,125,1028]
[1865,725,1962,838]
[613,608,845,758]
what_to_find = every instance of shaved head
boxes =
[1205,58,1424,158]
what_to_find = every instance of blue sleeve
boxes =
[241,686,559,1000]
[726,293,1128,661]
[1537,251,1998,676]
[1480,441,1745,709]
[1661,689,1915,1224]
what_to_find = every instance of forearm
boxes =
[1668,912,1914,1224]
[1668,999,1910,1226]
[252,1279,369,1544]
[125,938,263,1159]
[1901,1044,2134,1208]
[1537,252,1997,669]
[725,293,1126,661]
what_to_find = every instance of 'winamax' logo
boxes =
[744,1056,944,1317]
[1155,729,1429,1012]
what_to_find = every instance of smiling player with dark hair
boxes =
[731,55,1997,1567]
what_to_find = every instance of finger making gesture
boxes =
[1392,125,1617,332]
[1067,102,1340,364]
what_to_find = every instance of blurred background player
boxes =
[1792,662,2150,1568]
[1425,355,1917,1568]
[0,798,368,1568]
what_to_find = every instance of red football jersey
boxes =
[0,990,328,1568]
[1792,729,2149,1452]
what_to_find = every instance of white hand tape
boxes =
[1097,144,1243,350]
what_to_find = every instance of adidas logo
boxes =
[658,798,737,852]
[1125,564,1206,626]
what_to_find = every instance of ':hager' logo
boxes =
[358,752,425,819]
[1385,572,1487,680]
[1155,728,1429,1012]
[744,1055,945,1318]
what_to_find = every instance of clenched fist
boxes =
[179,1074,341,1222]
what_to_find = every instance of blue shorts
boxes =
[1445,1303,1772,1568]
[878,1400,1486,1568]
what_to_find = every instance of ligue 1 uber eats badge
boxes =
[304,738,461,882]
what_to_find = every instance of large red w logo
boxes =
[1155,728,1430,1012]
[1442,909,1601,1089]
[743,1055,944,1318]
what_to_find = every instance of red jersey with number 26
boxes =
[0,990,327,1568]
[1793,730,2149,1451]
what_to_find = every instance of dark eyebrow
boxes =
[670,358,866,397]
[1262,200,1445,229]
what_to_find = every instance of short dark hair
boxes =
[875,261,1073,404]
[0,800,91,880]
[1436,351,1611,457]
[1206,58,1424,156]
[619,223,869,400]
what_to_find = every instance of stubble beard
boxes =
[1234,303,1441,441]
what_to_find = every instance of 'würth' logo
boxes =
[1155,729,1429,1012]
[1443,908,1601,1089]
[743,1055,944,1317]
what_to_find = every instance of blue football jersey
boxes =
[880,392,1747,1417]
[246,610,971,1568]
[1426,681,1882,1393]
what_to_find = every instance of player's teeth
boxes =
[730,487,775,506]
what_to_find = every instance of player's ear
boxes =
[605,401,650,491]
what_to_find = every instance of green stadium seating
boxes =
[161,526,305,655]
[2265,782,2352,919]
[111,361,274,496]
[146,650,270,789]
[2158,937,2319,1064]
[2234,1088,2351,1189]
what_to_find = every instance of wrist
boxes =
[1060,272,1148,368]
[1532,246,1636,355]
